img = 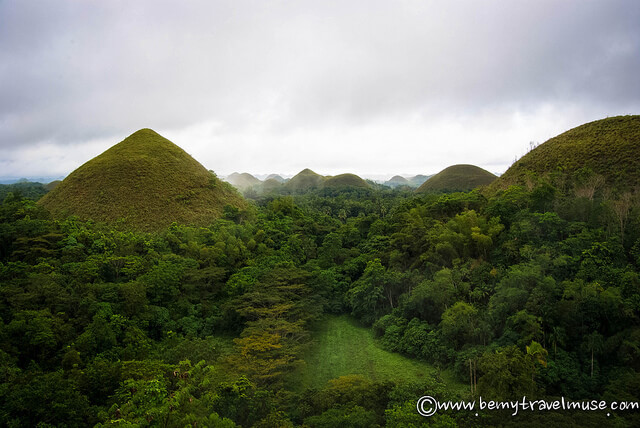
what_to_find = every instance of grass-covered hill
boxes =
[285,168,326,193]
[38,128,245,231]
[266,174,286,183]
[261,178,283,193]
[44,180,61,191]
[324,173,369,188]
[496,115,640,191]
[408,174,430,187]
[416,164,497,193]
[384,175,410,188]
[225,172,261,191]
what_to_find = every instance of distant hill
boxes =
[285,168,326,193]
[416,164,497,193]
[408,174,430,187]
[385,175,410,188]
[225,172,261,191]
[261,178,283,193]
[266,174,286,183]
[38,128,245,231]
[495,115,640,191]
[324,173,369,188]
[0,181,48,201]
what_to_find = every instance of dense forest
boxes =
[1,167,639,427]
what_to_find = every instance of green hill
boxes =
[416,164,496,193]
[495,115,640,191]
[408,174,430,187]
[265,174,285,183]
[285,168,326,193]
[44,180,62,191]
[384,175,410,188]
[225,172,261,191]
[261,178,283,193]
[38,128,245,231]
[324,173,369,188]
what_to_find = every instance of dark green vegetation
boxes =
[2,117,640,426]
[416,164,497,193]
[39,129,245,231]
[497,115,640,191]
[0,181,48,201]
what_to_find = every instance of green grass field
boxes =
[292,315,465,393]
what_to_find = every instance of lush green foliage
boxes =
[0,181,48,201]
[2,147,640,426]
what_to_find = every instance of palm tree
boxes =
[526,340,548,382]
[548,326,566,358]
[585,332,604,378]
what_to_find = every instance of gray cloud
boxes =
[1,0,639,177]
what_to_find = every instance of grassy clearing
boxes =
[292,315,464,393]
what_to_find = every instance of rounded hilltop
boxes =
[416,164,497,193]
[284,168,326,192]
[38,128,245,231]
[495,115,640,191]
[324,173,369,188]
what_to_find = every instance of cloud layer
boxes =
[1,0,639,178]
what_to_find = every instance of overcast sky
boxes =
[1,0,639,180]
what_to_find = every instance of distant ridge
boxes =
[266,174,286,183]
[408,174,430,187]
[494,115,640,191]
[261,178,283,193]
[39,129,245,231]
[416,164,496,193]
[225,172,261,191]
[385,175,410,188]
[285,168,326,192]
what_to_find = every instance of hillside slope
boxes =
[495,115,640,191]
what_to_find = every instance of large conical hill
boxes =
[38,129,245,231]
[495,115,640,191]
[416,164,497,193]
